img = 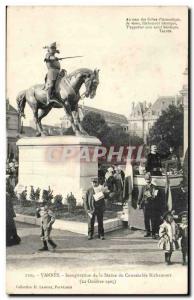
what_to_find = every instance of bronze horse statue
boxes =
[16,68,99,136]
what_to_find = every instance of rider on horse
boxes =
[16,44,99,136]
[44,42,65,105]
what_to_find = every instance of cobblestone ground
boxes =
[6,222,187,271]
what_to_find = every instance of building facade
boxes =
[60,105,129,132]
[128,96,183,143]
[6,99,20,159]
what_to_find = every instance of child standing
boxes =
[158,211,179,265]
[178,211,188,265]
[36,203,57,251]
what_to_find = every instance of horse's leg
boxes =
[72,111,88,135]
[64,103,80,136]
[26,89,42,136]
[75,111,89,135]
[33,107,42,137]
[30,107,42,137]
[68,112,80,136]
[37,106,52,136]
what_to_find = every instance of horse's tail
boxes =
[16,90,26,118]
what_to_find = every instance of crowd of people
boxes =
[6,158,19,187]
[85,143,188,265]
[99,165,125,205]
[84,172,188,265]
[6,144,188,265]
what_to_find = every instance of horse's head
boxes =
[84,69,100,99]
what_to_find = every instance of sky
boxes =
[6,6,188,126]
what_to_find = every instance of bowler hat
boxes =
[144,172,151,180]
[91,177,98,183]
[179,211,188,218]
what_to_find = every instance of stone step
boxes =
[15,214,123,235]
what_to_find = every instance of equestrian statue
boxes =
[17,42,100,136]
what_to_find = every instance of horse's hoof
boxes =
[41,132,47,137]
[75,131,81,137]
[81,132,89,136]
[36,132,41,137]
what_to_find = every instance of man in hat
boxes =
[114,166,125,203]
[6,177,21,246]
[104,167,117,193]
[146,145,162,176]
[104,167,117,208]
[178,211,188,265]
[44,42,63,105]
[137,172,160,238]
[84,177,107,240]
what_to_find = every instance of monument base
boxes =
[16,135,101,205]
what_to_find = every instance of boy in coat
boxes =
[158,211,179,265]
[36,202,57,251]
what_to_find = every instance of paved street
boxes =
[6,222,188,294]
[7,222,186,271]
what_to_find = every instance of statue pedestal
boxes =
[16,135,101,204]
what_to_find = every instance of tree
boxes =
[82,112,110,141]
[129,134,144,146]
[101,125,129,148]
[148,105,183,155]
[82,111,143,148]
[82,111,144,164]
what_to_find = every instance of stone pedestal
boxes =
[16,135,101,204]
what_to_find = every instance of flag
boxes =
[167,185,172,211]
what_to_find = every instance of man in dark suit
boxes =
[6,177,21,246]
[84,177,106,240]
[137,172,160,239]
[146,145,162,176]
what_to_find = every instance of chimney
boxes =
[131,102,135,115]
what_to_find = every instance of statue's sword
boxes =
[58,56,83,60]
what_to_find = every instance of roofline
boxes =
[7,104,18,112]
[80,105,128,119]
